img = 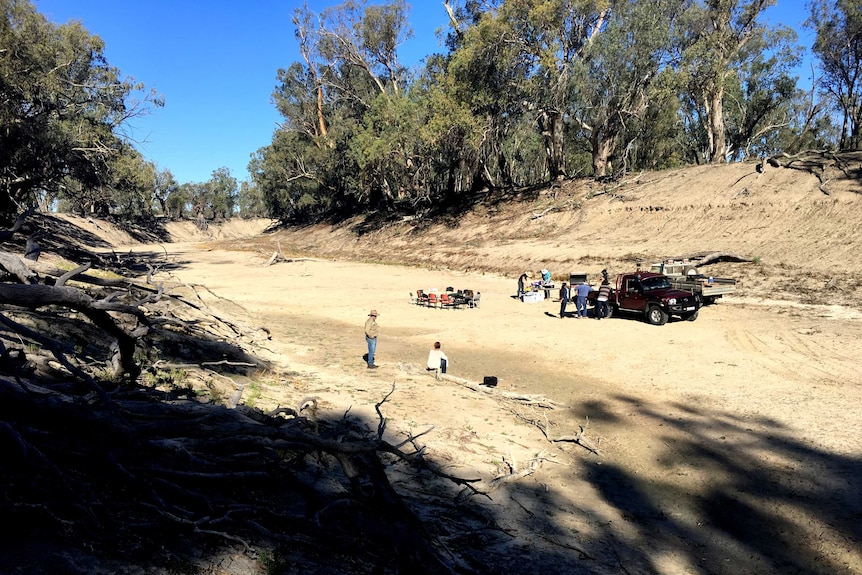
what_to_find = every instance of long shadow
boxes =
[4,323,859,574]
[573,394,861,574]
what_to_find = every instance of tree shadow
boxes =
[568,393,861,574]
[2,347,859,574]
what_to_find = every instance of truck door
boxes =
[618,277,645,311]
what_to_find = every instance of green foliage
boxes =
[103,146,158,218]
[0,0,161,223]
[206,166,238,219]
[142,367,189,389]
[166,183,192,219]
[251,0,850,225]
[810,0,862,150]
[237,180,267,218]
[152,167,179,217]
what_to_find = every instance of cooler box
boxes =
[523,291,542,303]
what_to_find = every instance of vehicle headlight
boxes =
[667,298,677,305]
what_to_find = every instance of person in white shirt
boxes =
[426,341,449,375]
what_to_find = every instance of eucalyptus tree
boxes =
[569,0,686,177]
[165,183,192,220]
[810,0,862,150]
[721,38,800,160]
[618,68,691,171]
[249,130,328,221]
[259,0,415,220]
[152,168,178,217]
[237,180,267,219]
[104,147,157,218]
[677,0,795,163]
[501,0,614,180]
[349,92,428,206]
[444,2,534,188]
[405,56,485,200]
[204,167,238,220]
[0,0,161,222]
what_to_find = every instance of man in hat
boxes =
[364,310,379,369]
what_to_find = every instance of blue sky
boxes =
[35,1,811,186]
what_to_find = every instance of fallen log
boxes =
[397,362,560,409]
[674,251,753,266]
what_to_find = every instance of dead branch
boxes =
[0,284,142,377]
[0,208,33,241]
[486,451,548,493]
[552,417,601,455]
[24,258,148,289]
[398,362,560,409]
[531,205,557,220]
[762,149,854,195]
[0,312,113,404]
[589,171,647,198]
[56,262,92,287]
[538,533,596,560]
[0,251,38,284]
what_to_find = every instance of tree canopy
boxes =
[250,0,852,224]
[2,0,857,227]
[0,0,162,223]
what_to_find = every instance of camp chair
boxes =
[426,293,440,308]
[417,290,429,306]
[440,293,458,309]
[469,292,481,308]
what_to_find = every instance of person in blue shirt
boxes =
[575,281,591,318]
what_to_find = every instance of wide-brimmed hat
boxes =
[369,310,378,316]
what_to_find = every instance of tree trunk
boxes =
[592,134,616,178]
[706,87,727,163]
[539,109,566,180]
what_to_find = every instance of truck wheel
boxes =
[683,310,699,321]
[646,305,669,326]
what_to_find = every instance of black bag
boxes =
[482,376,498,387]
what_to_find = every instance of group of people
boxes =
[517,268,555,300]
[363,269,613,373]
[364,308,450,375]
[558,269,612,319]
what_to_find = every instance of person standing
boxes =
[517,273,528,299]
[364,310,379,369]
[541,268,553,299]
[596,277,611,319]
[575,281,591,318]
[558,282,569,319]
[426,341,449,376]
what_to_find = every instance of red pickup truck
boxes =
[588,272,701,325]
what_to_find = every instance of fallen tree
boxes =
[761,149,862,195]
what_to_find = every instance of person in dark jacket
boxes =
[558,282,569,318]
[517,273,528,299]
